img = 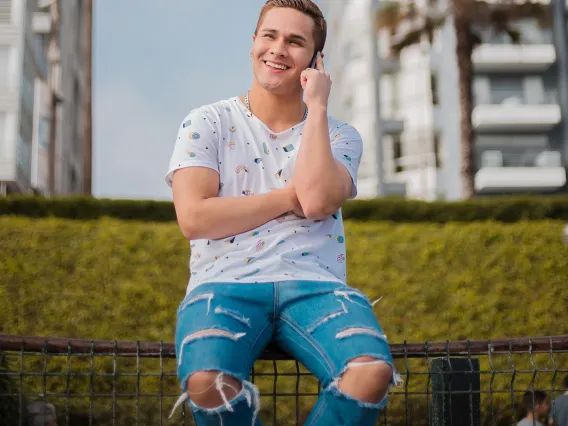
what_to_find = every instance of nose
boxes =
[269,38,288,58]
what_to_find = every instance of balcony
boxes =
[475,150,566,193]
[472,44,556,72]
[472,102,561,132]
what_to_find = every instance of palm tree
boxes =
[83,0,93,195]
[376,0,551,199]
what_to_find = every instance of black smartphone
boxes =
[308,51,319,69]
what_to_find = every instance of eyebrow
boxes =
[261,28,307,42]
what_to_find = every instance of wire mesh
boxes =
[1,334,567,426]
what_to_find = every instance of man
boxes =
[549,375,568,426]
[166,1,400,424]
[518,391,549,426]
[27,401,57,426]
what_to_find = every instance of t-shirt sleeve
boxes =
[165,108,219,187]
[329,123,363,199]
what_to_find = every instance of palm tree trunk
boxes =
[452,0,476,198]
[83,0,93,195]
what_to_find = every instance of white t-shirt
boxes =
[517,418,544,426]
[165,96,363,294]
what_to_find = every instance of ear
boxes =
[252,34,256,42]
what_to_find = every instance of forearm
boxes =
[294,106,344,215]
[185,189,292,240]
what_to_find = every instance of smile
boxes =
[264,61,290,70]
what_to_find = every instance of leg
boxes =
[170,283,274,425]
[276,281,401,426]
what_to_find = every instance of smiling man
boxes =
[165,1,400,424]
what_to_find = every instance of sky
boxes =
[92,0,279,201]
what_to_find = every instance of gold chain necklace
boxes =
[244,90,308,121]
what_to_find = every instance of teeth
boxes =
[265,61,288,70]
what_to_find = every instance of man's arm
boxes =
[294,54,356,220]
[294,107,352,220]
[172,167,296,241]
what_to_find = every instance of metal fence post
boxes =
[431,357,481,426]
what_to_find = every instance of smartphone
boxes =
[308,51,319,69]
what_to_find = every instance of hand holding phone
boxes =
[308,51,319,69]
[301,51,331,109]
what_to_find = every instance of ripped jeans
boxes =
[170,281,400,425]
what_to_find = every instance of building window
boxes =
[433,132,442,168]
[489,76,524,104]
[72,77,81,157]
[0,45,9,89]
[392,135,403,173]
[0,0,11,24]
[430,73,439,105]
[0,112,5,157]
[70,166,78,192]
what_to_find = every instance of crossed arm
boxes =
[171,110,354,241]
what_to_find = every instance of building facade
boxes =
[0,0,88,196]
[318,0,568,200]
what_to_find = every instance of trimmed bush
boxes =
[1,194,568,222]
[2,216,567,342]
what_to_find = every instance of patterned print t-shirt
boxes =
[165,97,363,294]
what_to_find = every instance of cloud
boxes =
[93,81,178,200]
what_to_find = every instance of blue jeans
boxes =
[170,281,399,425]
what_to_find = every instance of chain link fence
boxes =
[1,334,567,425]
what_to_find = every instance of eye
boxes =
[289,40,302,46]
[264,34,275,39]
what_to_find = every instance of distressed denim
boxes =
[170,281,401,426]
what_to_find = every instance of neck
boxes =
[526,412,536,420]
[244,82,306,132]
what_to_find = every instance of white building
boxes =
[318,0,568,200]
[0,0,89,196]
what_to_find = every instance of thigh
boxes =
[276,281,393,386]
[175,283,274,389]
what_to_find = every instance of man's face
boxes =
[536,400,549,417]
[252,7,316,94]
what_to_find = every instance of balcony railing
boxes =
[1,334,567,426]
[479,150,563,168]
[472,44,556,72]
[472,104,561,132]
[475,150,567,193]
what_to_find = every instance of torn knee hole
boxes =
[334,358,393,404]
[186,371,242,410]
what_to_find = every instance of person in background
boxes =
[517,390,549,426]
[27,401,57,426]
[549,375,568,426]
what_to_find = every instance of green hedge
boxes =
[2,216,567,342]
[1,194,568,223]
[1,217,567,424]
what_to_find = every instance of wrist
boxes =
[306,103,327,115]
[274,187,295,212]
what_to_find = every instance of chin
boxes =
[259,77,302,95]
